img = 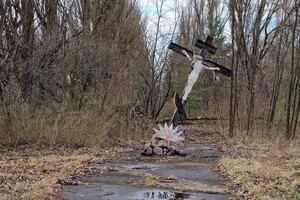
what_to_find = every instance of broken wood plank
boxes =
[174,92,187,122]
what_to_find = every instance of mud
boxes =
[61,145,233,200]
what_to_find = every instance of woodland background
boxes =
[0,0,299,147]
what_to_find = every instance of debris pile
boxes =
[141,123,186,156]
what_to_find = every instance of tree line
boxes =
[172,0,299,140]
[0,0,299,146]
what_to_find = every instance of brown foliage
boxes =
[0,0,150,146]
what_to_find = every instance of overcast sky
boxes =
[138,0,185,48]
[138,0,231,44]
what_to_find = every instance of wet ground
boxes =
[61,143,234,200]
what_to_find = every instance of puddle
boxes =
[106,161,223,185]
[79,170,143,185]
[61,145,233,199]
[108,162,162,171]
[143,190,190,199]
[62,184,232,200]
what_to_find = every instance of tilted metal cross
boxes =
[168,35,232,126]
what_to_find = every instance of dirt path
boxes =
[60,122,234,200]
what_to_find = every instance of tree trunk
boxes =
[267,29,284,131]
[229,0,237,138]
[286,0,299,140]
[21,0,34,59]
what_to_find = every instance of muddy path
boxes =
[60,122,234,200]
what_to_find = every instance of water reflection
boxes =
[144,191,190,199]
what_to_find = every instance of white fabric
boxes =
[182,60,205,101]
[181,50,219,102]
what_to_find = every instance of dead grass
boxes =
[220,139,300,200]
[0,103,149,148]
[0,146,133,200]
[0,102,150,199]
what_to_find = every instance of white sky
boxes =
[138,0,185,49]
[138,0,232,44]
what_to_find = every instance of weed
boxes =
[0,103,149,147]
[220,140,300,199]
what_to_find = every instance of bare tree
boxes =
[138,0,181,120]
[228,0,288,135]
[286,0,300,140]
[228,0,237,138]
[0,0,148,142]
